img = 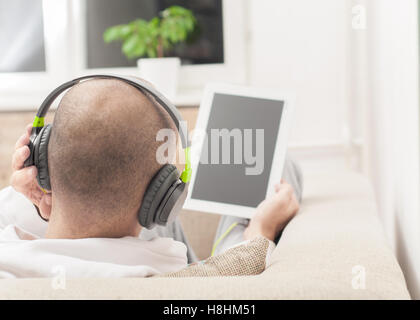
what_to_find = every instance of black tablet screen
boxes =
[191,93,284,208]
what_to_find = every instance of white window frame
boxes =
[0,0,247,110]
[0,0,72,110]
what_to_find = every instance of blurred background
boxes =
[0,0,419,297]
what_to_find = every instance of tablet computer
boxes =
[184,84,295,218]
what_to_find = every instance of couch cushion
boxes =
[0,171,410,299]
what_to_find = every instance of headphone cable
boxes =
[210,222,239,257]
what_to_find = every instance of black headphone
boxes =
[24,74,192,229]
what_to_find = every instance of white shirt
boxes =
[0,187,188,278]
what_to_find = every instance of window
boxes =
[0,0,245,109]
[85,0,224,69]
[0,0,46,72]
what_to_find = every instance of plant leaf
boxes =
[147,47,157,58]
[122,34,139,58]
[133,41,146,57]
[104,5,197,59]
[103,25,123,43]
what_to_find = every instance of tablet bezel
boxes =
[184,83,295,218]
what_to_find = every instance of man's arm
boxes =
[158,181,299,278]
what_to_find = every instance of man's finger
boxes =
[26,123,32,136]
[285,194,299,215]
[12,146,30,171]
[14,124,32,150]
[10,166,37,192]
[14,133,30,150]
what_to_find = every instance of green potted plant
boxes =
[103,5,197,99]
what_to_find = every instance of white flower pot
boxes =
[137,57,180,101]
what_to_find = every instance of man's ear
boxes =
[38,193,52,221]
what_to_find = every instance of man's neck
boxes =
[45,204,141,239]
[45,226,140,239]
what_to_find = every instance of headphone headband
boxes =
[34,74,189,148]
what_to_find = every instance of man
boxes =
[0,78,302,278]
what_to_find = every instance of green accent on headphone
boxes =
[180,147,192,183]
[33,116,45,128]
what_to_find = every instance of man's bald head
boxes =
[48,79,176,231]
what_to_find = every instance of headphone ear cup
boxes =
[138,164,180,229]
[34,124,53,191]
[155,180,188,226]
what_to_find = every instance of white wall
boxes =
[364,0,420,299]
[247,0,358,172]
[248,0,352,145]
[247,0,420,299]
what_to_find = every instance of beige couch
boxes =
[0,170,410,299]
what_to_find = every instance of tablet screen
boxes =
[190,93,284,208]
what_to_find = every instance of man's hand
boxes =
[244,180,299,241]
[10,124,52,219]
